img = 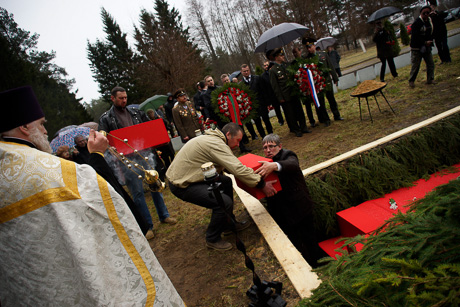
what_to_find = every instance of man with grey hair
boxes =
[73,134,90,164]
[255,133,325,267]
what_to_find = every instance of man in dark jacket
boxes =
[241,63,273,138]
[255,134,325,267]
[260,60,284,126]
[72,134,91,164]
[99,86,177,240]
[409,6,435,88]
[269,48,309,137]
[373,21,398,82]
[429,1,451,64]
[303,38,343,125]
[200,75,222,126]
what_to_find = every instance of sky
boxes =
[1,0,187,104]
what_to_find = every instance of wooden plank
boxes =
[228,175,321,298]
[230,106,460,299]
[303,106,460,176]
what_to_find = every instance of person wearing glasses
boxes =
[409,5,435,88]
[255,134,324,267]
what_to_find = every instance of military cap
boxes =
[173,88,187,99]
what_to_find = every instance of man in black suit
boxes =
[255,134,325,267]
[240,64,273,139]
[260,60,284,126]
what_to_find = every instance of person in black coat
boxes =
[409,6,435,87]
[373,21,398,82]
[255,134,326,267]
[429,1,451,64]
[260,60,285,126]
[240,64,273,139]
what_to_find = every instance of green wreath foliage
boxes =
[211,82,259,126]
[307,113,460,237]
[298,179,460,307]
[287,56,333,99]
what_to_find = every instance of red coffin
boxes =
[236,153,282,199]
[106,119,170,155]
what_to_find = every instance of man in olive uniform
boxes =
[303,38,343,126]
[171,89,201,143]
[268,48,309,137]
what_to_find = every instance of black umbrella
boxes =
[316,37,337,50]
[229,71,241,81]
[367,6,402,23]
[255,22,309,53]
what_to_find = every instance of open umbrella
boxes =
[367,6,401,23]
[229,71,241,81]
[255,22,309,53]
[79,122,99,130]
[53,125,78,139]
[50,126,91,153]
[139,95,168,112]
[127,104,140,109]
[316,37,337,50]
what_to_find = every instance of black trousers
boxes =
[169,174,234,243]
[272,102,285,124]
[325,90,341,120]
[314,94,330,123]
[379,56,398,81]
[282,97,307,133]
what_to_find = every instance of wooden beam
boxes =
[229,106,460,299]
[303,106,460,177]
[229,175,321,298]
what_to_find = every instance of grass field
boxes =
[148,28,460,307]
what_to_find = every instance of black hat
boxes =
[265,49,275,60]
[302,37,317,45]
[0,86,45,133]
[271,48,284,58]
[173,89,187,99]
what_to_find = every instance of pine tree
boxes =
[300,179,460,306]
[87,8,142,104]
[0,8,91,137]
[400,23,410,46]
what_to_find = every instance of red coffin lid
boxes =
[106,119,169,155]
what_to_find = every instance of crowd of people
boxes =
[1,4,454,303]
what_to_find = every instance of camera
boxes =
[247,280,286,307]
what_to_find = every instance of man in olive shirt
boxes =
[268,48,309,137]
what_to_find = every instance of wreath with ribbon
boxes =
[211,83,258,126]
[295,63,326,96]
[288,56,332,98]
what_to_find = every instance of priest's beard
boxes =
[30,127,52,154]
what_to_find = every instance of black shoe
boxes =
[310,122,317,128]
[279,121,284,126]
[252,136,259,140]
[334,117,344,121]
[302,128,312,133]
[223,220,252,236]
[324,120,331,127]
[295,131,303,137]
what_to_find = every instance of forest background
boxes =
[2,0,459,136]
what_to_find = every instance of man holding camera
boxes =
[166,123,277,251]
